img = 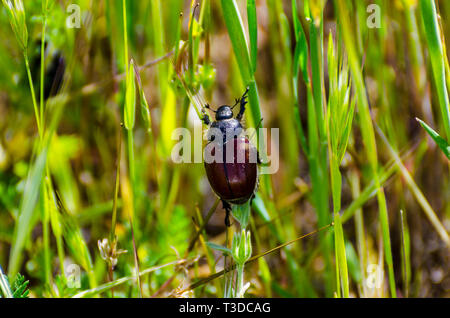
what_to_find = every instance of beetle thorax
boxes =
[210,119,243,141]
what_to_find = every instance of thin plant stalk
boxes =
[326,33,352,298]
[349,169,367,297]
[40,0,53,291]
[375,125,450,246]
[335,0,397,297]
[24,52,42,137]
[122,0,141,298]
[40,2,47,131]
[182,223,333,293]
[400,210,409,298]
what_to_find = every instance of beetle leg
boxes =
[201,105,211,126]
[222,199,232,227]
[250,193,256,207]
[202,114,211,126]
[236,87,249,121]
[257,150,262,164]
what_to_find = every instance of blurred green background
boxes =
[0,0,449,298]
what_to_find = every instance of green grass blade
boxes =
[291,0,309,154]
[334,212,349,297]
[420,0,450,141]
[400,210,410,297]
[124,60,136,130]
[8,147,48,276]
[342,160,398,223]
[247,0,257,74]
[376,125,450,246]
[306,10,333,296]
[206,242,232,255]
[72,260,184,298]
[7,99,65,276]
[220,0,252,85]
[416,118,450,159]
[0,265,13,298]
[220,0,262,125]
[336,0,397,297]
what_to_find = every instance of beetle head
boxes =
[215,105,233,120]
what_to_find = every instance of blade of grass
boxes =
[267,0,300,183]
[110,125,122,243]
[220,0,261,129]
[8,101,65,277]
[0,265,13,298]
[375,124,450,246]
[292,0,308,154]
[333,212,349,297]
[400,210,410,298]
[40,0,49,131]
[186,198,220,255]
[327,32,353,297]
[72,258,195,298]
[247,0,257,74]
[420,0,450,141]
[55,191,97,289]
[122,0,141,297]
[336,0,397,297]
[303,3,334,295]
[349,168,367,297]
[8,149,47,278]
[416,118,450,159]
[180,223,334,293]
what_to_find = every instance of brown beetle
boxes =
[201,88,259,226]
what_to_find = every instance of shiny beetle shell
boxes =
[204,136,258,204]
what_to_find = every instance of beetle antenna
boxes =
[231,98,240,109]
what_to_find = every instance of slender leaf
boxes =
[416,118,450,159]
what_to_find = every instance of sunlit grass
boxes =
[0,0,448,298]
